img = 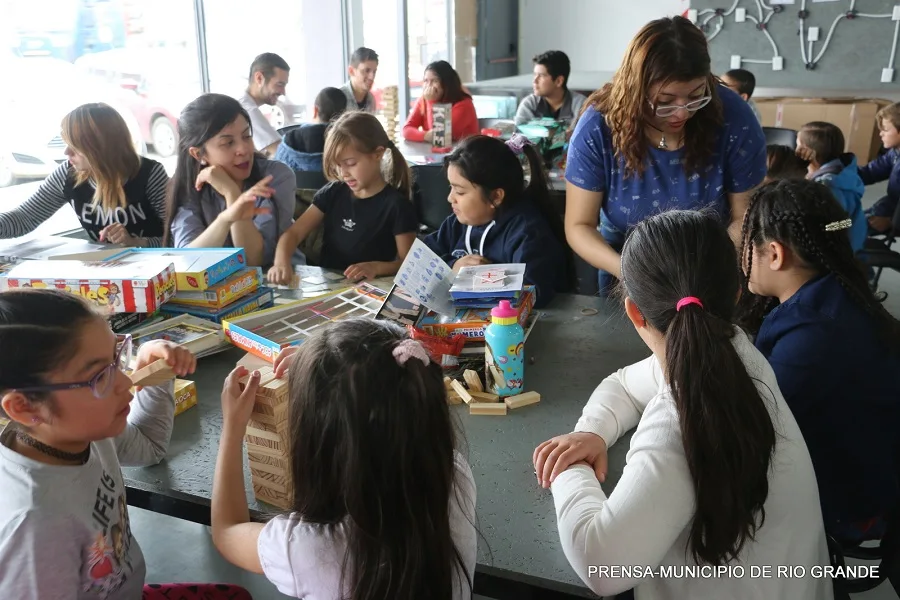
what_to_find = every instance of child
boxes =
[0,103,169,247]
[534,210,830,599]
[796,121,866,252]
[165,93,297,268]
[267,111,418,284]
[211,318,477,599]
[274,86,348,172]
[424,134,568,308]
[860,102,900,234]
[402,60,479,143]
[720,68,762,123]
[738,179,900,544]
[0,289,245,599]
[764,144,808,183]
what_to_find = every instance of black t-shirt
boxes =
[312,181,418,270]
[283,123,328,154]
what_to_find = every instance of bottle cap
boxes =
[491,300,519,325]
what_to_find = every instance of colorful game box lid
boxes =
[167,267,263,309]
[416,286,535,342]
[104,248,246,291]
[161,286,275,324]
[0,258,176,314]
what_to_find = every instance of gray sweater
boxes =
[0,382,175,600]
[514,90,588,125]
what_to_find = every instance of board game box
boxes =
[167,267,262,309]
[223,287,384,362]
[0,258,176,314]
[161,286,275,323]
[174,379,198,416]
[104,248,246,291]
[416,286,536,341]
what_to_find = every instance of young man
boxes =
[341,47,378,114]
[239,53,291,156]
[515,50,586,126]
[275,87,348,172]
[721,68,762,123]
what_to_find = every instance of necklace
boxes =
[15,430,90,465]
[647,123,679,150]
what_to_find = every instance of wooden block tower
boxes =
[382,85,399,143]
[240,366,292,509]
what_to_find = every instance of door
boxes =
[476,0,518,81]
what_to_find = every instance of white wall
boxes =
[518,0,689,73]
[298,0,347,111]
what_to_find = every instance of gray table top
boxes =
[123,293,649,596]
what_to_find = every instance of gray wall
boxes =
[694,0,900,89]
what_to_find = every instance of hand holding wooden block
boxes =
[130,359,177,387]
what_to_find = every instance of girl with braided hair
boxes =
[738,178,900,545]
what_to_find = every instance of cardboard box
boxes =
[756,97,892,163]
[167,267,262,309]
[161,286,275,323]
[416,286,535,341]
[0,258,176,313]
[104,248,247,291]
[174,379,198,416]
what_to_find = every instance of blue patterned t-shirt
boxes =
[565,85,767,235]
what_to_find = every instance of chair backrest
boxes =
[763,127,798,149]
[294,170,328,191]
[411,164,452,232]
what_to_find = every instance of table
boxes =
[465,71,615,103]
[123,293,649,599]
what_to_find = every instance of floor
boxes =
[134,181,900,600]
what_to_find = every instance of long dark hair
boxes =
[766,144,809,181]
[0,289,98,411]
[287,318,472,600]
[620,210,776,565]
[587,16,723,178]
[737,179,900,352]
[425,60,470,104]
[163,93,264,245]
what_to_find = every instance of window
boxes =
[361,0,400,130]
[407,0,450,105]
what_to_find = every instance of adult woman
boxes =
[402,60,479,144]
[0,103,169,246]
[164,93,296,268]
[565,17,766,294]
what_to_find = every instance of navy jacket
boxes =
[754,274,900,532]
[810,154,866,252]
[859,148,900,217]
[423,201,566,308]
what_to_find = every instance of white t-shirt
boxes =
[552,330,833,600]
[258,451,477,599]
[239,92,282,152]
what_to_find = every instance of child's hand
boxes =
[424,130,435,143]
[795,144,816,164]
[533,432,609,489]
[869,215,893,233]
[133,341,196,390]
[221,366,259,431]
[99,223,139,246]
[267,264,294,285]
[344,262,379,281]
[452,254,491,272]
[274,347,299,379]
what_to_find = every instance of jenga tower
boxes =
[240,367,291,509]
[382,85,399,143]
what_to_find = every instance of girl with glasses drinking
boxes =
[564,16,767,295]
[0,289,245,600]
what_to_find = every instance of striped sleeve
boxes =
[143,162,170,248]
[0,163,71,239]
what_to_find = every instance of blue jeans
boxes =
[598,222,626,297]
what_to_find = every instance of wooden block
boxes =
[239,366,277,389]
[130,359,176,387]
[469,391,499,403]
[444,376,453,390]
[450,379,473,404]
[258,376,289,400]
[237,352,269,371]
[447,390,463,405]
[250,468,291,493]
[505,391,541,410]
[247,449,289,472]
[463,370,483,393]
[469,402,507,416]
[252,482,291,509]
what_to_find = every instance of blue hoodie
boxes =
[810,153,866,252]
[423,201,566,308]
[859,148,900,218]
[273,123,326,172]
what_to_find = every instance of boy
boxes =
[275,87,348,172]
[860,102,900,233]
[341,47,378,114]
[515,50,587,126]
[721,68,762,123]
[240,53,291,156]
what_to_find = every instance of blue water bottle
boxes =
[484,300,525,397]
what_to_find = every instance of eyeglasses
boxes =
[650,95,713,118]
[13,334,133,399]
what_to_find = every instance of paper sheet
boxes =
[394,239,456,317]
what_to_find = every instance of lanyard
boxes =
[464,220,496,256]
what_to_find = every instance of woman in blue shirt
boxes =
[565,16,767,294]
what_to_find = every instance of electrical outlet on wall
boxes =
[773,56,784,71]
[735,8,746,22]
[893,5,900,21]
[883,68,895,83]
[687,9,698,23]
[730,55,742,69]
[808,27,820,41]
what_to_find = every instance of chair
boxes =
[828,508,900,599]
[294,170,328,192]
[858,197,900,289]
[278,124,303,136]
[763,127,798,148]
[411,164,452,233]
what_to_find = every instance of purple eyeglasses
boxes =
[13,334,133,399]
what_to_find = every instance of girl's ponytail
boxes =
[386,142,412,201]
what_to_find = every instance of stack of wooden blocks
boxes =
[382,85,399,143]
[445,370,541,416]
[239,367,292,509]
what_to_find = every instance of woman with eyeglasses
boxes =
[565,16,767,295]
